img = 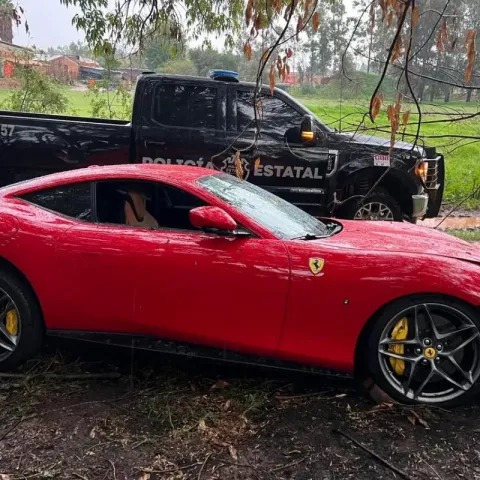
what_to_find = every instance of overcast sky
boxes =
[13,0,84,49]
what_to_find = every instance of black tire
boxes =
[363,295,480,408]
[0,269,44,371]
[339,191,403,222]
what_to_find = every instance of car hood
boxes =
[338,132,424,156]
[324,220,480,263]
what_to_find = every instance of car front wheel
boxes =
[0,269,44,371]
[365,296,480,407]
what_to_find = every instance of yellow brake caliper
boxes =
[389,318,408,376]
[5,309,18,336]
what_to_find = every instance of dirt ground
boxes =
[1,340,480,480]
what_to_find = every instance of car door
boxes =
[228,87,335,216]
[136,78,228,170]
[131,182,291,355]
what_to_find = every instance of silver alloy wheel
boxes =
[354,202,394,220]
[378,303,480,403]
[0,289,20,361]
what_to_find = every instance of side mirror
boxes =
[190,206,238,233]
[300,114,316,143]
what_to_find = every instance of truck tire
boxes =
[0,268,44,371]
[339,192,403,222]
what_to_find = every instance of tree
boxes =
[189,48,239,76]
[0,0,13,43]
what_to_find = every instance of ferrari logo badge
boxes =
[309,258,325,275]
[424,347,437,359]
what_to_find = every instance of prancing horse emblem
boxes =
[309,258,325,275]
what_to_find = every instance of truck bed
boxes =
[0,111,132,185]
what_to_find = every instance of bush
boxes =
[2,66,70,114]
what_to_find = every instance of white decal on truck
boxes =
[373,155,390,167]
[142,156,322,180]
[253,165,323,179]
[0,124,14,137]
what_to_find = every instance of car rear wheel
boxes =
[0,269,44,371]
[365,296,480,407]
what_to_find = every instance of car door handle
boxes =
[144,140,166,148]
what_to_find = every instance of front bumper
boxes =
[411,193,429,218]
[424,155,445,218]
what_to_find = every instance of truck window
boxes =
[236,91,303,140]
[153,84,217,129]
[18,183,92,221]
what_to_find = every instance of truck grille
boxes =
[425,159,439,190]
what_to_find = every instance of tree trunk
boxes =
[466,89,473,103]
[444,88,451,103]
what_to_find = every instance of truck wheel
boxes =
[0,269,44,371]
[340,192,403,222]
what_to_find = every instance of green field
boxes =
[0,87,478,210]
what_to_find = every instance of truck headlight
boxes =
[415,161,428,182]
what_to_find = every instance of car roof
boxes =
[0,164,219,196]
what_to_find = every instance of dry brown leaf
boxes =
[198,418,207,431]
[255,158,261,169]
[229,444,238,461]
[312,11,320,32]
[379,0,386,20]
[274,0,282,13]
[276,54,283,77]
[412,6,419,28]
[285,63,291,75]
[224,399,232,411]
[465,30,477,83]
[245,0,254,26]
[296,17,303,41]
[261,49,269,66]
[407,415,416,426]
[371,94,382,121]
[234,151,243,179]
[286,47,293,58]
[254,12,265,30]
[369,4,375,34]
[211,380,230,390]
[391,34,403,63]
[269,63,275,95]
[386,10,393,27]
[402,110,410,128]
[244,42,253,61]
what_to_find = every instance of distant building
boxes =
[45,55,104,83]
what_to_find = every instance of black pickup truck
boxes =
[0,71,444,221]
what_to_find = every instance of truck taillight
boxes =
[415,161,428,182]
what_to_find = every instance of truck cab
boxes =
[136,71,444,222]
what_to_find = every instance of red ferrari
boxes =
[0,164,479,406]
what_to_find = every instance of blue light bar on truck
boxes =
[209,70,239,82]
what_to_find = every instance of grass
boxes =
[446,229,480,242]
[0,85,478,210]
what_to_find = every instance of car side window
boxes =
[95,180,208,232]
[153,83,217,130]
[19,182,92,221]
[236,91,303,140]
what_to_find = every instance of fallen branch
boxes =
[275,390,334,401]
[198,453,212,480]
[269,455,308,473]
[137,462,202,474]
[333,428,414,480]
[0,373,121,380]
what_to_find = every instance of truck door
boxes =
[227,87,336,217]
[136,78,227,170]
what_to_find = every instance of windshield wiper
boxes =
[291,233,328,241]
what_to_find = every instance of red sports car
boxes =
[0,164,479,406]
